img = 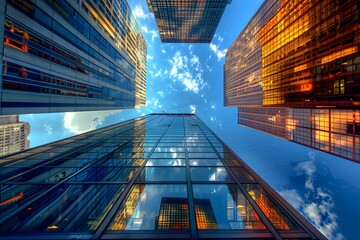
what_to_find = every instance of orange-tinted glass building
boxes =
[224,0,360,162]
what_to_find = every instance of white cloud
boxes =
[149,30,158,42]
[157,91,165,97]
[154,70,162,77]
[44,123,53,135]
[190,55,199,66]
[210,43,228,61]
[147,55,154,60]
[141,25,149,34]
[161,48,166,54]
[168,51,207,94]
[189,44,193,54]
[64,110,120,134]
[133,5,151,19]
[189,105,196,114]
[296,159,316,190]
[279,159,344,240]
[215,34,224,43]
[211,104,216,109]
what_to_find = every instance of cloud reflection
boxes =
[279,153,344,240]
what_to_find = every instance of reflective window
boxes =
[187,147,215,153]
[108,184,189,230]
[188,152,218,158]
[146,159,185,166]
[0,184,125,233]
[0,184,52,219]
[189,159,223,166]
[68,167,138,182]
[190,167,233,182]
[150,152,186,159]
[137,167,186,182]
[229,167,255,182]
[243,184,299,230]
[192,184,266,230]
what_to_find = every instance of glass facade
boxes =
[147,0,231,43]
[0,114,325,239]
[224,0,360,162]
[0,0,146,114]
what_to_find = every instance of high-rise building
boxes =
[0,114,325,239]
[0,114,30,156]
[224,0,360,162]
[147,0,231,43]
[0,0,146,115]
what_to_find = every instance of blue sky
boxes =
[19,0,360,239]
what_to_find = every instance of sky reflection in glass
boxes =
[190,167,232,182]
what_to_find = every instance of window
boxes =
[334,79,345,94]
[347,122,360,135]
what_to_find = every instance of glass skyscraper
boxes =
[224,0,360,162]
[0,114,325,239]
[147,0,232,43]
[0,0,146,115]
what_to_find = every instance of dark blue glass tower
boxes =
[0,114,325,239]
[0,0,146,114]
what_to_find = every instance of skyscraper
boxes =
[224,0,360,162]
[147,0,231,43]
[0,115,30,156]
[0,0,146,115]
[0,114,325,239]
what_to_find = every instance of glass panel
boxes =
[67,167,138,182]
[154,147,185,152]
[243,184,299,230]
[229,167,255,182]
[189,159,223,166]
[0,184,53,219]
[187,147,215,152]
[188,153,218,158]
[222,151,242,166]
[0,184,125,233]
[137,167,186,182]
[108,184,189,230]
[146,159,185,166]
[190,167,233,182]
[192,184,266,230]
[150,152,186,159]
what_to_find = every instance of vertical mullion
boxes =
[193,115,283,240]
[183,115,198,239]
[93,115,174,239]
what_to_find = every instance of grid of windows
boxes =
[1,0,146,114]
[147,0,231,43]
[238,108,360,161]
[0,114,325,239]
[225,0,360,108]
[224,0,360,162]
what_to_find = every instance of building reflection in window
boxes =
[192,184,266,230]
[108,184,188,231]
[243,183,299,230]
[155,197,189,230]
